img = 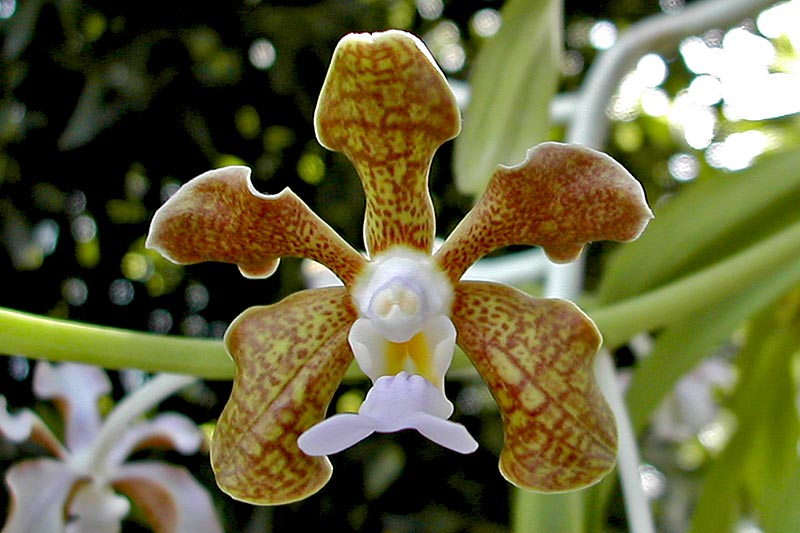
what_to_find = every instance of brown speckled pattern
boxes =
[436,143,653,282]
[315,31,460,256]
[452,281,617,491]
[211,288,357,505]
[147,166,367,285]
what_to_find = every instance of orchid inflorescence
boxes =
[0,362,221,532]
[147,30,652,505]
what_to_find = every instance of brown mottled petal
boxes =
[315,30,460,256]
[452,281,617,491]
[436,143,653,282]
[212,288,356,505]
[146,166,367,285]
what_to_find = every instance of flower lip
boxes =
[359,371,453,424]
[352,246,454,343]
[297,371,478,456]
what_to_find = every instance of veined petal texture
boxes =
[212,288,356,505]
[436,143,653,281]
[452,281,616,491]
[147,166,367,285]
[315,30,460,255]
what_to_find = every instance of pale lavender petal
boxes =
[297,414,376,456]
[106,413,204,468]
[65,483,130,533]
[0,396,35,442]
[33,362,111,452]
[112,462,223,533]
[359,372,453,425]
[299,372,478,456]
[0,396,67,459]
[3,458,81,532]
[403,412,478,454]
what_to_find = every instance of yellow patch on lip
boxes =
[385,332,437,386]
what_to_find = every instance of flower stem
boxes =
[595,350,655,533]
[0,308,233,379]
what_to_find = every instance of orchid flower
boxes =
[0,362,221,532]
[146,29,652,505]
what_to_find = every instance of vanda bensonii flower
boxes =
[0,362,221,532]
[146,30,652,505]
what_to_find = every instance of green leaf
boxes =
[690,297,800,532]
[453,0,562,196]
[625,258,800,436]
[599,149,800,303]
[761,461,800,533]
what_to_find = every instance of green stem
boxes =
[591,217,800,350]
[595,350,654,533]
[0,308,366,381]
[512,488,585,533]
[0,308,233,379]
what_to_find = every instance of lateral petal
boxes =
[451,281,617,492]
[436,143,653,281]
[3,458,81,532]
[32,362,111,453]
[105,413,204,469]
[0,396,66,458]
[212,288,356,505]
[315,30,460,255]
[146,166,367,285]
[112,462,223,533]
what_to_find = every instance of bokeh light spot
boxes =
[8,356,29,381]
[185,282,210,312]
[235,105,261,140]
[668,153,700,182]
[121,252,152,281]
[181,314,209,337]
[71,214,97,243]
[659,0,685,14]
[297,152,325,185]
[249,39,276,70]
[471,8,502,38]
[589,20,617,50]
[148,308,173,333]
[0,0,16,20]
[62,277,89,306]
[109,278,135,306]
[635,53,668,88]
[416,0,443,21]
